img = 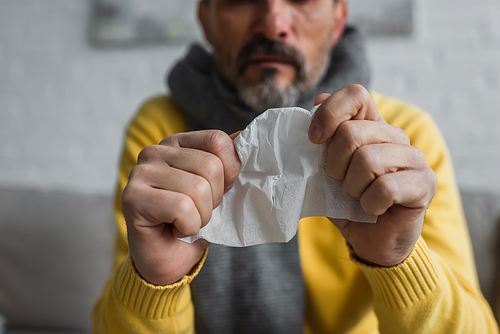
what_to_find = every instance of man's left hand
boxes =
[309,85,437,267]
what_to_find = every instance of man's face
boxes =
[199,0,347,111]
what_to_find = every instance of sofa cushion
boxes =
[460,190,500,309]
[0,188,115,331]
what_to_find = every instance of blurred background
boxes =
[0,0,499,333]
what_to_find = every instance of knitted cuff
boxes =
[114,248,208,319]
[350,237,440,309]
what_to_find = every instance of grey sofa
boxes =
[0,187,498,333]
[0,189,115,333]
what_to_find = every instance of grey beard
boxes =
[236,68,304,112]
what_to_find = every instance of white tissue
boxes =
[179,106,377,247]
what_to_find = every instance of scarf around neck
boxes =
[167,26,371,334]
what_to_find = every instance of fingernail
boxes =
[309,121,322,143]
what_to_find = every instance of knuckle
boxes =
[426,167,438,195]
[345,84,369,99]
[208,130,232,156]
[121,185,134,208]
[325,158,344,180]
[137,145,160,164]
[127,165,140,180]
[175,199,200,236]
[392,126,411,145]
[409,146,427,166]
[159,133,179,146]
[354,146,377,172]
[376,175,397,201]
[344,179,360,198]
[128,164,148,182]
[337,121,360,149]
[203,154,224,180]
[176,195,195,217]
[191,176,212,201]
[417,148,427,163]
[121,182,143,212]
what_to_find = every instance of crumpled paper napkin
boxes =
[179,106,377,247]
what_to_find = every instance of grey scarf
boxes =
[168,26,370,334]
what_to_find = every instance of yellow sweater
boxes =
[94,92,499,333]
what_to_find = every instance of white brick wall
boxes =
[1,0,500,195]
[0,1,188,194]
[367,0,500,192]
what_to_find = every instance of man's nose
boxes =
[251,0,292,41]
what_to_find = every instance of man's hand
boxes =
[309,85,437,267]
[122,130,241,285]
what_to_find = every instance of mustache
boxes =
[235,37,306,79]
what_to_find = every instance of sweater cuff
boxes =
[114,248,208,319]
[350,237,440,309]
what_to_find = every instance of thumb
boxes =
[230,130,242,140]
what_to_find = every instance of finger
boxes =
[139,145,225,209]
[131,163,214,226]
[314,93,331,106]
[359,169,437,216]
[308,84,385,144]
[230,130,242,140]
[161,130,241,191]
[226,130,243,194]
[122,183,202,238]
[344,144,428,199]
[326,121,410,179]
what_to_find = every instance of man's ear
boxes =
[198,0,213,45]
[331,0,348,47]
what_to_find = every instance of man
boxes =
[94,0,499,333]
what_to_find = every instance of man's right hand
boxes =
[121,130,241,286]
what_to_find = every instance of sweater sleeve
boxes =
[352,98,499,333]
[93,96,203,333]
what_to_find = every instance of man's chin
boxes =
[237,82,301,112]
